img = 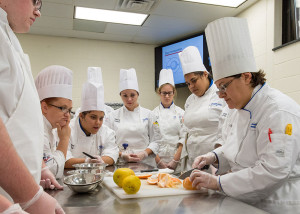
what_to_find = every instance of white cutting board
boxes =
[103,177,207,199]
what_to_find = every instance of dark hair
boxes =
[229,70,266,88]
[119,90,139,96]
[193,71,213,82]
[80,111,91,118]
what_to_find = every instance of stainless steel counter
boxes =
[48,164,270,214]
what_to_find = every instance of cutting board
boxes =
[103,177,207,199]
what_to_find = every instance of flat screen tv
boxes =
[155,32,210,89]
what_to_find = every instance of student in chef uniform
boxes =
[106,68,161,167]
[191,17,300,205]
[35,65,73,179]
[152,69,185,172]
[178,46,226,170]
[0,0,64,213]
[64,67,119,168]
[73,67,114,120]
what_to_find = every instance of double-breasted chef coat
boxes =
[0,8,43,199]
[180,81,226,170]
[106,105,161,167]
[66,116,119,163]
[214,83,300,204]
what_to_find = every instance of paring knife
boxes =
[82,152,96,159]
[140,168,159,173]
[178,165,210,180]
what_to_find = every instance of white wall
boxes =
[17,34,163,110]
[238,0,300,104]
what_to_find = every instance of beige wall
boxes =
[17,34,164,110]
[238,0,300,104]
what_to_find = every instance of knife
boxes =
[82,152,96,159]
[140,168,159,173]
[178,165,210,180]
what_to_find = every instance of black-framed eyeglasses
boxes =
[216,78,237,96]
[33,0,42,12]
[160,91,174,97]
[48,103,74,115]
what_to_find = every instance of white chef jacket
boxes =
[66,116,119,163]
[214,83,300,204]
[180,81,226,169]
[0,8,43,199]
[42,116,65,179]
[106,105,161,167]
[152,103,185,171]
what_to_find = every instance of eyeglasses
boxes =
[160,91,174,97]
[216,78,237,96]
[48,103,74,115]
[185,76,200,87]
[33,0,42,12]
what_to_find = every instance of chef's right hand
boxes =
[85,155,104,164]
[121,153,140,163]
[40,167,63,190]
[156,159,168,169]
[56,121,71,142]
[1,204,29,214]
[21,186,65,214]
[192,152,216,169]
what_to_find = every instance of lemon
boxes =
[122,175,141,194]
[113,168,135,188]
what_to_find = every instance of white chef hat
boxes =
[119,68,139,93]
[178,46,207,75]
[35,65,73,101]
[205,17,257,82]
[80,67,105,113]
[159,69,175,87]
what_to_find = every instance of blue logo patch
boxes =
[250,123,257,128]
[143,118,149,122]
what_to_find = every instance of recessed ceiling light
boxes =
[182,0,247,8]
[74,7,148,26]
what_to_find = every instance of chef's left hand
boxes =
[85,155,104,164]
[131,151,148,161]
[190,170,220,190]
[40,167,63,190]
[167,159,179,170]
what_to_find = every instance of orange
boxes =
[136,174,152,179]
[122,175,141,194]
[147,177,158,185]
[113,168,135,188]
[183,177,196,190]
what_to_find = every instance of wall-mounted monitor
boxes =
[155,32,210,89]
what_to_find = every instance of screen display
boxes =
[162,35,204,85]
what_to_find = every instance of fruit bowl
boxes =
[63,173,103,193]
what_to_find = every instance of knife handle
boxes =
[201,165,209,170]
[82,152,96,159]
[140,168,159,173]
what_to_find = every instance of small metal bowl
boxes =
[72,163,107,170]
[63,173,103,193]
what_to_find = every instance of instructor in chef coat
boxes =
[191,17,300,205]
[106,68,161,167]
[0,0,64,213]
[65,67,119,168]
[152,69,185,173]
[178,46,226,170]
[35,65,73,179]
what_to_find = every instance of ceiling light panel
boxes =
[74,6,148,26]
[182,0,247,8]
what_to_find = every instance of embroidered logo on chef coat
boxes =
[143,118,149,122]
[115,118,120,123]
[43,153,53,163]
[210,102,222,107]
[221,112,228,117]
[71,144,74,149]
[153,121,159,126]
[275,149,285,157]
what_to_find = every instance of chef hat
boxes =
[35,65,73,101]
[205,17,257,82]
[159,69,175,87]
[119,68,139,93]
[80,67,105,113]
[178,46,207,75]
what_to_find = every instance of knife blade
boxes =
[82,152,96,159]
[140,168,159,173]
[178,165,209,180]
